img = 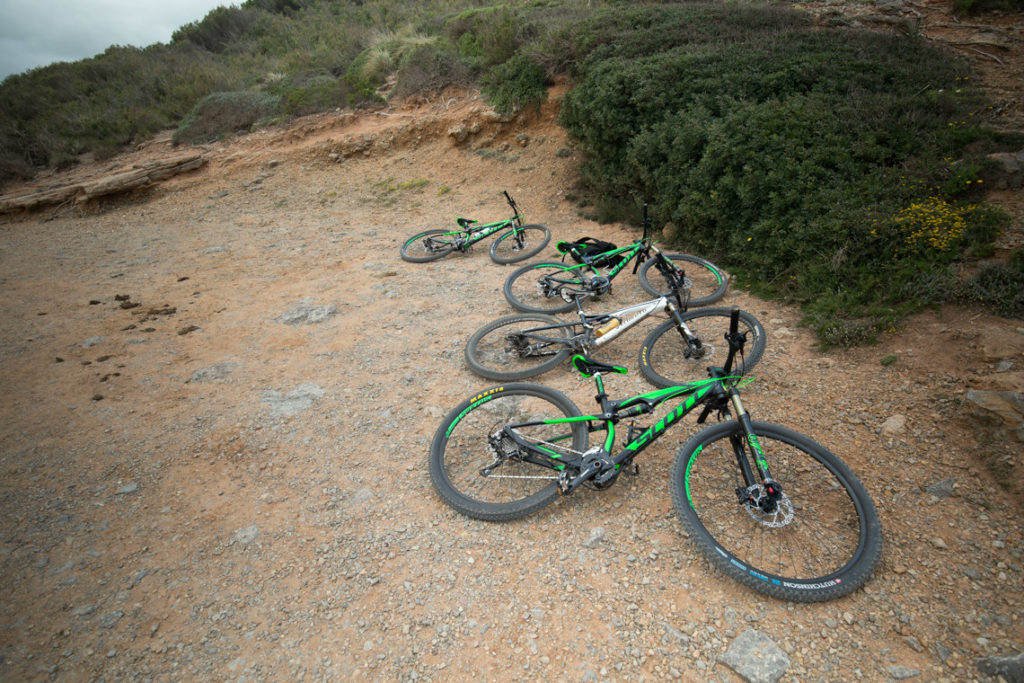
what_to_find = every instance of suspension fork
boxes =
[726,391,782,512]
[666,301,703,355]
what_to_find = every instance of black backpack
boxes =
[556,237,624,266]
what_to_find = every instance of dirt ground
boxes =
[2,3,1023,681]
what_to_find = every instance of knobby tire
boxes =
[465,313,573,381]
[671,420,882,602]
[429,383,588,520]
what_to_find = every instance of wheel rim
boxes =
[507,265,582,312]
[404,231,451,259]
[470,319,566,378]
[440,392,577,506]
[648,256,723,301]
[683,429,868,584]
[494,226,544,259]
[644,318,735,386]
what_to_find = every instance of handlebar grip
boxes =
[729,306,739,335]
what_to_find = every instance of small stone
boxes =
[234,526,260,546]
[100,611,124,628]
[888,664,920,679]
[116,483,139,495]
[976,652,1024,681]
[924,478,956,498]
[930,537,948,549]
[881,414,906,436]
[720,629,790,683]
[583,527,606,548]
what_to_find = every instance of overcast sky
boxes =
[1,1,231,80]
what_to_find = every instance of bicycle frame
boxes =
[443,217,517,249]
[509,293,689,354]
[429,191,527,251]
[501,368,769,496]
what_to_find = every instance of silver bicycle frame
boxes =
[590,296,675,347]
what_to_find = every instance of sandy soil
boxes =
[2,3,1023,680]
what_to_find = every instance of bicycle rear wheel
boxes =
[400,228,455,262]
[430,383,588,520]
[465,313,573,381]
[638,254,727,306]
[671,420,882,602]
[490,224,551,264]
[504,262,585,314]
[638,307,766,388]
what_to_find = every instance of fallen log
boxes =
[0,154,206,214]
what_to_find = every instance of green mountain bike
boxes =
[400,191,550,264]
[431,309,882,602]
[503,204,727,313]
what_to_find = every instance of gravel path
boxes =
[1,93,1022,681]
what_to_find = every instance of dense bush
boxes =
[391,43,473,100]
[481,55,548,114]
[172,6,262,53]
[558,5,1020,345]
[953,0,1024,15]
[959,250,1024,318]
[445,6,522,70]
[272,73,352,116]
[172,91,281,144]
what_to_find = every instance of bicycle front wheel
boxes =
[400,228,455,262]
[490,224,551,264]
[638,307,766,388]
[504,262,585,314]
[465,313,573,381]
[430,383,588,520]
[638,254,728,306]
[671,420,882,602]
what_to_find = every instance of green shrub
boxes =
[269,72,352,115]
[445,5,522,70]
[482,55,548,114]
[558,4,1017,345]
[173,91,281,144]
[959,251,1024,318]
[952,0,1024,15]
[172,6,260,53]
[391,44,472,99]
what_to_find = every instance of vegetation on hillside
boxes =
[0,0,1020,343]
[556,5,1023,344]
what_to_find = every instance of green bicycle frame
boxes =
[503,374,739,474]
[557,240,646,279]
[441,216,518,246]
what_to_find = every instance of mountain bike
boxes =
[400,191,550,264]
[466,247,765,387]
[503,204,727,313]
[432,309,882,602]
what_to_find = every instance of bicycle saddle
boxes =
[571,355,628,377]
[456,217,477,228]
